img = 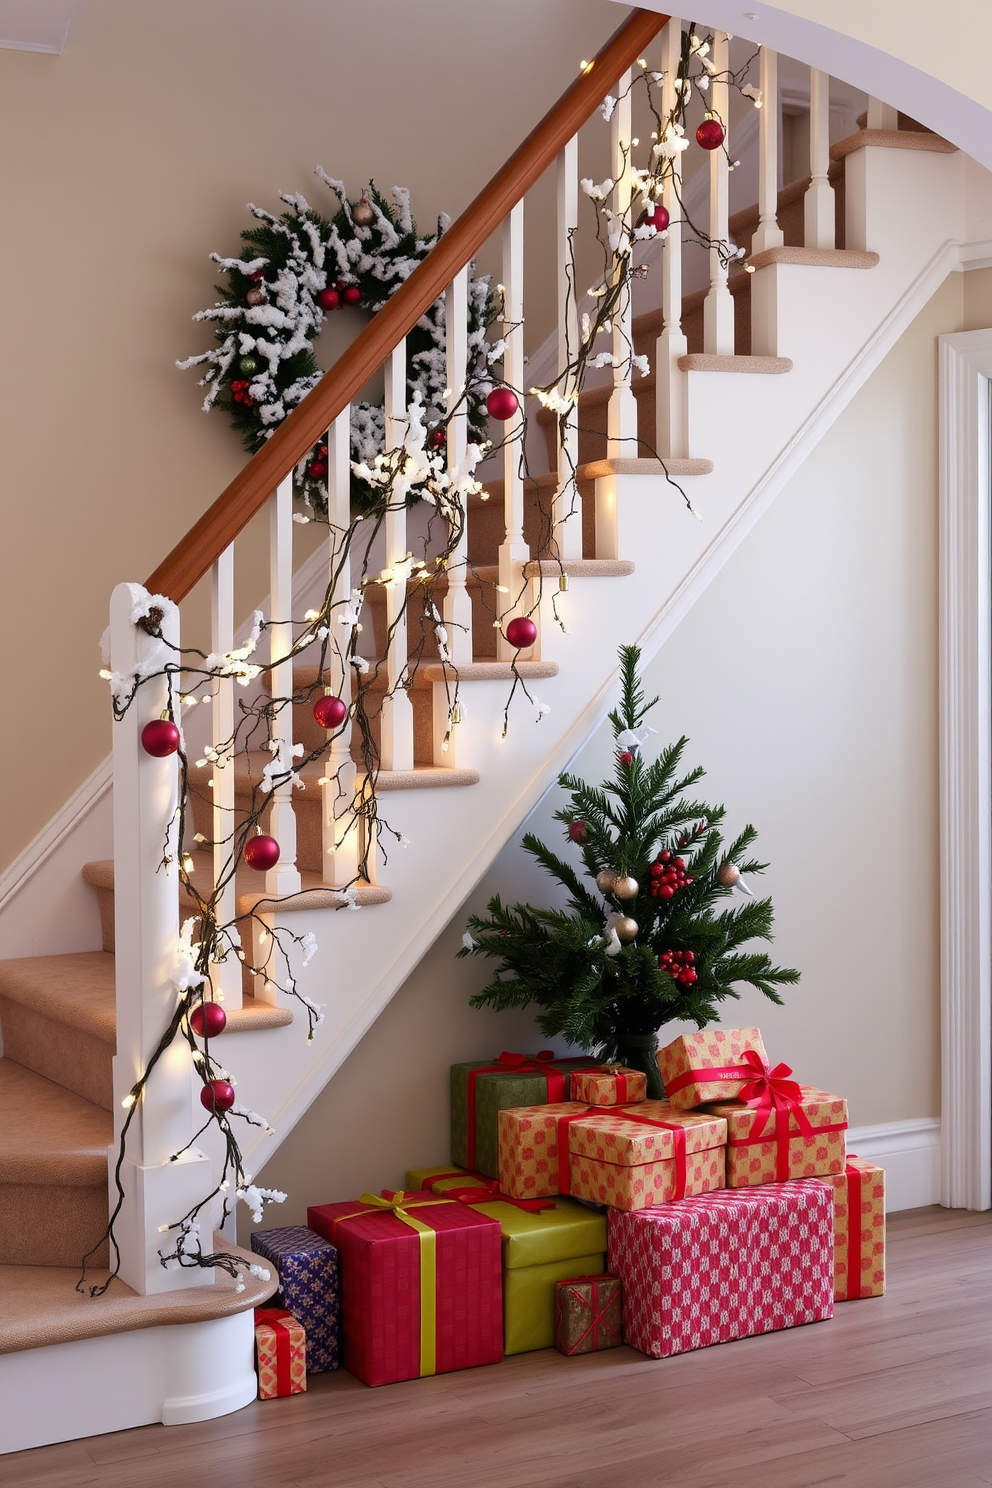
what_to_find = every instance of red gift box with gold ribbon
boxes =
[307,1190,503,1387]
[254,1307,306,1399]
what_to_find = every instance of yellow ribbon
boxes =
[333,1191,451,1378]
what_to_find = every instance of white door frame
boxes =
[939,327,992,1210]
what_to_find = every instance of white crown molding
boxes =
[938,328,992,1212]
[846,1119,941,1213]
[0,0,79,54]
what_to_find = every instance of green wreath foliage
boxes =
[179,171,496,514]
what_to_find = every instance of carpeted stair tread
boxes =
[0,1061,112,1186]
[237,871,393,918]
[187,752,480,796]
[830,127,957,160]
[577,457,713,479]
[0,951,116,1045]
[678,354,793,375]
[0,1232,278,1355]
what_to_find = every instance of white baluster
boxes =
[867,96,899,131]
[751,47,784,254]
[381,339,415,769]
[498,201,533,661]
[804,68,835,249]
[323,407,360,887]
[608,69,638,459]
[554,134,582,560]
[443,268,473,668]
[110,582,213,1294]
[209,544,241,1008]
[703,31,734,354]
[656,19,689,458]
[264,476,301,896]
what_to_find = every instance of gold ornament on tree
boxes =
[352,194,375,226]
[614,916,639,943]
[717,861,753,895]
[613,875,639,901]
[595,869,617,895]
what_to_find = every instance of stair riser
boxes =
[0,999,113,1111]
[1,1181,109,1268]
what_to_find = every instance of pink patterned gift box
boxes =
[607,1181,834,1358]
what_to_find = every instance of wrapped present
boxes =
[554,1273,623,1356]
[570,1066,648,1107]
[407,1165,607,1354]
[498,1100,726,1210]
[658,1026,769,1109]
[451,1051,600,1178]
[704,1082,847,1186]
[608,1181,834,1358]
[307,1190,502,1386]
[254,1307,306,1398]
[250,1225,339,1372]
[816,1156,886,1300]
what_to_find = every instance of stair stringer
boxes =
[223,143,983,1181]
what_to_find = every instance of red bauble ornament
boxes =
[637,201,670,233]
[313,694,347,729]
[504,616,537,650]
[200,1079,235,1114]
[619,750,634,766]
[190,1001,227,1039]
[141,719,180,757]
[567,820,588,844]
[695,117,726,151]
[342,284,362,306]
[308,459,328,480]
[317,287,341,312]
[427,427,447,451]
[486,386,519,421]
[243,834,280,870]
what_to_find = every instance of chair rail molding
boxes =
[939,327,992,1212]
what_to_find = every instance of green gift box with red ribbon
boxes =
[450,1051,600,1180]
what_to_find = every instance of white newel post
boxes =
[497,201,534,661]
[608,70,638,459]
[867,96,899,131]
[323,408,360,886]
[804,68,835,249]
[703,31,734,355]
[264,477,301,898]
[110,582,214,1295]
[436,268,472,765]
[554,134,583,560]
[751,47,784,254]
[209,545,241,1008]
[656,19,689,458]
[381,340,415,768]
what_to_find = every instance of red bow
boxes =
[736,1050,812,1141]
[494,1050,557,1069]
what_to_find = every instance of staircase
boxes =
[0,8,984,1455]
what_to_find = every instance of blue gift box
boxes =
[251,1225,340,1373]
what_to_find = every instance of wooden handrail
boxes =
[146,8,668,601]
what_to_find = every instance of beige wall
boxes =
[0,0,620,870]
[250,268,992,1228]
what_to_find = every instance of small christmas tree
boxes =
[458,645,799,1098]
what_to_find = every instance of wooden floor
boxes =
[5,1207,992,1487]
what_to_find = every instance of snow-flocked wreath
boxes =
[179,170,496,513]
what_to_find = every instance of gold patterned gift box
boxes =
[254,1307,306,1399]
[814,1155,886,1300]
[569,1066,647,1107]
[499,1099,727,1210]
[704,1085,848,1187]
[658,1026,769,1109]
[554,1273,622,1356]
[406,1166,607,1354]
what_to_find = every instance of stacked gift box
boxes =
[248,1034,885,1394]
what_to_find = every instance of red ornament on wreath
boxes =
[487,386,519,421]
[313,694,347,729]
[342,284,362,307]
[200,1079,235,1114]
[141,719,180,757]
[243,833,281,871]
[504,616,537,650]
[190,1002,227,1039]
[317,286,341,312]
[695,117,726,151]
[637,201,670,233]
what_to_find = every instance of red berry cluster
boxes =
[230,379,255,407]
[659,948,696,985]
[649,850,693,901]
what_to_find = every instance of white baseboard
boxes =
[846,1118,941,1212]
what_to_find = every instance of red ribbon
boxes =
[555,1106,688,1199]
[732,1051,816,1181]
[664,1061,757,1097]
[846,1160,864,1299]
[466,1052,580,1169]
[255,1307,296,1395]
[559,1274,622,1355]
[420,1169,557,1213]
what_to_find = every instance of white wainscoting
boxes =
[846,1118,942,1213]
